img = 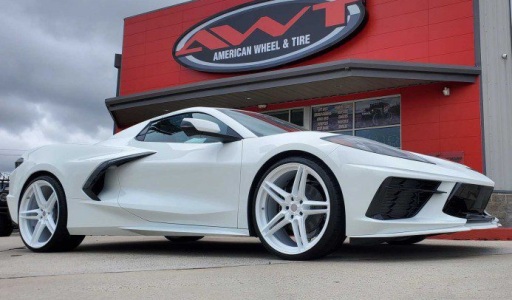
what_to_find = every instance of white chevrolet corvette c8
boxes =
[7,107,499,260]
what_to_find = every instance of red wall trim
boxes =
[431,228,512,241]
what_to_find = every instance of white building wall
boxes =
[479,0,512,191]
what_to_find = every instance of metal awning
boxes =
[105,59,480,128]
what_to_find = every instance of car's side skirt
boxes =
[68,222,250,237]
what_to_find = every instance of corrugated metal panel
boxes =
[480,0,512,190]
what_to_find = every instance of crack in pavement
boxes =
[1,250,512,281]
[0,247,25,253]
[0,261,290,281]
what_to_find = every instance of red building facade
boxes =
[109,0,484,171]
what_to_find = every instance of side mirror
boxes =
[181,118,221,135]
[180,118,241,143]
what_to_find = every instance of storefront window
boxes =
[355,127,400,148]
[265,108,304,127]
[290,109,304,127]
[312,96,401,148]
[265,111,289,122]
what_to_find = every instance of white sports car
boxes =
[7,107,499,260]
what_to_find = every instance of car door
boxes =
[116,112,242,228]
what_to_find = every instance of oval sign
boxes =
[173,0,366,73]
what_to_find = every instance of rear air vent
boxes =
[366,177,442,220]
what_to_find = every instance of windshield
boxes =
[219,109,306,137]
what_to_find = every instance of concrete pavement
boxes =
[1,234,511,299]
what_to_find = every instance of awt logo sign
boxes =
[173,0,367,73]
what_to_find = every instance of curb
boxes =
[430,228,512,241]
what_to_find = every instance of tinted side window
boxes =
[141,113,239,143]
[143,113,191,143]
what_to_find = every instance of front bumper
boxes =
[350,220,499,238]
[328,147,499,238]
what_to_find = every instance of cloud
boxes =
[0,0,188,171]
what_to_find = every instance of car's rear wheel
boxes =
[253,157,345,260]
[387,235,426,245]
[18,176,84,252]
[165,236,204,242]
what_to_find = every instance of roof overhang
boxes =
[106,59,480,128]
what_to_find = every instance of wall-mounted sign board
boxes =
[174,0,367,73]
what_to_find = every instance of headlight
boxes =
[322,135,433,164]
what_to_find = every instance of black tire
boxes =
[165,236,204,242]
[387,235,426,245]
[252,156,346,260]
[0,214,13,237]
[19,175,85,252]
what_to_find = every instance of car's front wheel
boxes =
[253,157,345,260]
[18,176,84,252]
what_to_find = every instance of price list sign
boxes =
[312,103,353,132]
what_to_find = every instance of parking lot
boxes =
[1,234,512,299]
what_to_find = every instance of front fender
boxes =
[237,132,340,229]
[7,143,154,223]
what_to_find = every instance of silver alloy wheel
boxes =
[19,180,59,249]
[255,163,331,255]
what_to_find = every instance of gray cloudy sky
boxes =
[0,0,188,171]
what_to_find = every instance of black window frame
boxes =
[135,112,241,143]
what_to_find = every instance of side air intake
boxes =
[366,177,443,220]
[443,183,494,223]
[82,152,155,201]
